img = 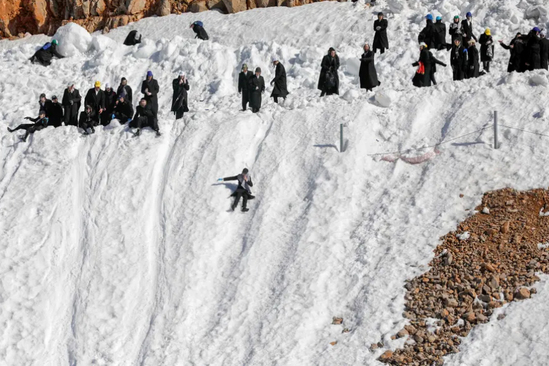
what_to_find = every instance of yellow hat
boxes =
[94,81,101,87]
[485,28,491,36]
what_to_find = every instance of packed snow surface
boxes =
[1,0,549,365]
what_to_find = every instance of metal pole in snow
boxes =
[340,124,343,153]
[494,111,499,149]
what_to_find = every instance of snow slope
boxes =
[1,1,549,365]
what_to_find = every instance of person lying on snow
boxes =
[30,39,64,66]
[218,168,255,212]
[7,109,49,142]
[190,21,209,40]
[123,30,142,46]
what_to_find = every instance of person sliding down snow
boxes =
[30,39,64,66]
[78,105,98,135]
[190,21,209,40]
[270,57,289,104]
[7,110,49,142]
[123,30,142,46]
[218,168,255,212]
[131,98,160,137]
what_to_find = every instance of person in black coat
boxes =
[190,21,209,40]
[479,28,494,73]
[499,33,525,72]
[450,37,468,81]
[238,64,253,111]
[85,82,106,125]
[449,15,463,42]
[318,47,340,97]
[141,71,159,118]
[38,93,52,116]
[48,96,64,127]
[418,15,436,49]
[373,13,389,54]
[171,74,190,120]
[62,84,81,126]
[7,110,49,142]
[412,43,432,87]
[433,16,447,50]
[461,12,477,44]
[250,68,265,113]
[467,39,480,78]
[102,84,117,126]
[78,105,98,135]
[428,50,447,85]
[359,43,380,91]
[123,30,142,46]
[131,99,160,136]
[525,28,542,71]
[270,58,289,104]
[117,77,133,104]
[30,39,64,66]
[218,168,255,212]
[113,96,134,124]
[540,31,549,70]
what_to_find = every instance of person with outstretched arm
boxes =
[7,109,49,142]
[218,168,255,212]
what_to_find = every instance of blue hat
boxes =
[466,12,472,17]
[533,27,541,33]
[436,16,442,21]
[426,14,433,21]
[147,71,153,77]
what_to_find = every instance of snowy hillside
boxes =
[1,0,549,365]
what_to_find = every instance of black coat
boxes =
[39,99,53,115]
[133,104,155,123]
[449,20,463,42]
[501,37,526,72]
[48,102,64,127]
[117,84,133,103]
[32,43,64,66]
[467,45,480,78]
[318,54,340,94]
[525,31,541,70]
[249,75,265,110]
[62,88,81,125]
[479,34,494,61]
[113,100,134,121]
[104,90,118,113]
[461,19,477,43]
[79,110,98,128]
[540,38,549,70]
[359,50,379,90]
[223,174,254,195]
[429,51,447,73]
[433,20,447,50]
[418,20,436,49]
[141,78,159,116]
[193,25,209,40]
[124,30,142,46]
[450,44,468,81]
[171,78,190,114]
[412,48,432,87]
[238,71,253,93]
[271,63,289,98]
[85,89,106,114]
[373,19,389,50]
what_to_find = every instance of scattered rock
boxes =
[379,350,393,361]
[396,329,408,338]
[330,341,337,346]
[515,288,531,300]
[482,207,490,214]
[332,317,343,325]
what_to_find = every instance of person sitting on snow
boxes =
[78,105,98,135]
[7,109,49,142]
[123,30,142,46]
[190,21,209,40]
[38,93,52,116]
[131,98,160,137]
[218,168,255,212]
[30,39,64,66]
[113,96,134,124]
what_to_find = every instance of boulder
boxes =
[223,0,247,13]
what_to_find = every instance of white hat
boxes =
[105,83,111,89]
[419,42,427,48]
[272,56,279,62]
[541,30,547,37]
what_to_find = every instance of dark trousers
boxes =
[114,113,130,124]
[242,92,250,111]
[273,96,285,104]
[132,116,159,131]
[64,108,78,126]
[9,123,42,140]
[430,73,437,85]
[374,47,385,54]
[175,108,185,120]
[101,110,113,126]
[232,189,249,210]
[483,61,490,72]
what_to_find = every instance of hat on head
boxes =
[454,15,460,20]
[52,95,58,100]
[39,109,46,115]
[272,56,279,62]
[378,12,383,16]
[436,16,442,21]
[40,93,46,98]
[541,30,547,37]
[419,42,427,48]
[242,63,248,70]
[255,67,261,73]
[485,28,491,36]
[105,83,111,89]
[52,39,58,46]
[426,14,433,21]
[121,77,127,81]
[147,71,153,77]
[242,168,249,174]
[468,39,476,45]
[94,81,101,87]
[533,27,541,33]
[466,12,472,17]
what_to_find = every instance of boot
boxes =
[135,128,141,136]
[242,207,249,212]
[7,127,13,133]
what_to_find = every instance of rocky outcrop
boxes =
[0,0,343,39]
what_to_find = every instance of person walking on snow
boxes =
[238,64,253,111]
[85,81,105,126]
[499,33,525,73]
[270,57,289,104]
[373,12,389,54]
[479,28,494,73]
[171,73,190,120]
[62,84,81,126]
[7,109,49,142]
[30,39,64,66]
[433,16,448,50]
[218,168,255,212]
[418,14,436,49]
[142,71,159,119]
[412,42,432,87]
[467,39,480,78]
[318,47,340,97]
[359,43,380,91]
[461,12,477,44]
[428,49,447,85]
[190,21,209,40]
[250,68,265,113]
